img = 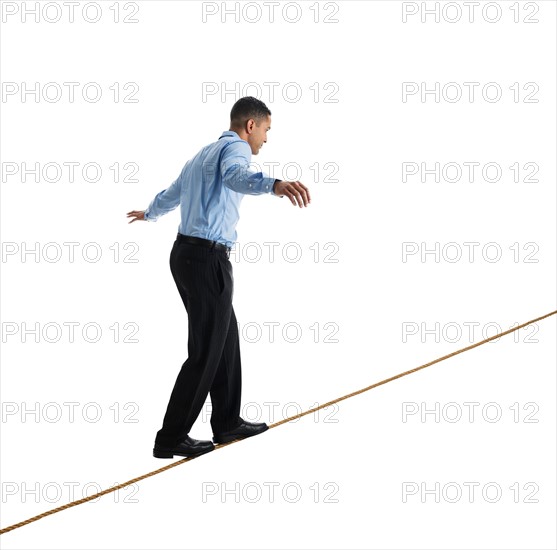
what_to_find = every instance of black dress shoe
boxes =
[213,419,269,444]
[153,435,214,459]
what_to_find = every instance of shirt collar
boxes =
[219,130,242,140]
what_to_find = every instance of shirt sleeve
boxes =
[144,170,183,222]
[220,141,277,195]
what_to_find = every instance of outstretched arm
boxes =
[143,172,183,222]
[126,167,184,224]
[220,141,311,206]
[220,141,276,195]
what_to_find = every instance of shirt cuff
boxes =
[259,176,275,195]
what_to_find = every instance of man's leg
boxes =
[155,243,233,448]
[207,255,268,444]
[209,303,242,435]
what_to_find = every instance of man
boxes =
[126,96,311,459]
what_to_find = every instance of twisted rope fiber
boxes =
[1,309,555,536]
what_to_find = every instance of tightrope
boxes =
[1,309,555,536]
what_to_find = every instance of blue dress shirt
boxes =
[144,130,279,247]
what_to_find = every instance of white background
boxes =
[1,1,556,549]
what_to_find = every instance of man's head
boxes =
[229,96,272,155]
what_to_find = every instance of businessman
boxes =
[126,97,311,459]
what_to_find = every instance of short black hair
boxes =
[230,96,271,130]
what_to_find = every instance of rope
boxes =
[1,309,555,536]
[269,309,556,427]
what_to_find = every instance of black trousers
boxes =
[155,235,242,448]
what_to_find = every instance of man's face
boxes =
[247,115,271,155]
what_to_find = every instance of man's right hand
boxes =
[273,180,311,207]
[126,210,147,223]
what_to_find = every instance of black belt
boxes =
[176,233,231,254]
